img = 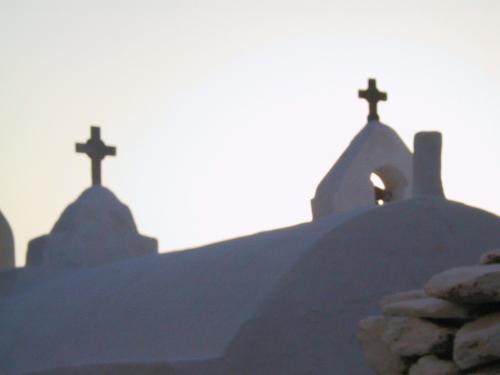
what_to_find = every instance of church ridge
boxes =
[358,78,387,122]
[76,126,116,186]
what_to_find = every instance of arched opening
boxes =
[370,173,392,205]
[370,165,408,206]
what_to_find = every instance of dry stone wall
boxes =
[358,249,500,375]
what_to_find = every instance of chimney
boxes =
[412,132,445,198]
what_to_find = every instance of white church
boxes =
[1,79,500,375]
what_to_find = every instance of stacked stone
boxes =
[358,249,500,375]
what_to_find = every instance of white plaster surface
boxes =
[224,198,500,374]
[1,205,367,374]
[311,121,413,218]
[26,186,157,268]
[0,209,15,269]
[412,132,445,198]
[23,362,176,375]
[1,198,500,375]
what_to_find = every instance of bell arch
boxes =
[371,165,409,206]
[311,122,413,219]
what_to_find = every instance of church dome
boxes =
[51,186,137,234]
[26,186,157,268]
[226,197,500,374]
[0,209,15,269]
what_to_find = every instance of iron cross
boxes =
[358,78,387,122]
[76,126,116,186]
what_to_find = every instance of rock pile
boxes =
[358,249,500,375]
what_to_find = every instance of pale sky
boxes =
[1,1,499,266]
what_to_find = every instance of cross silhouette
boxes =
[358,78,387,122]
[76,126,116,186]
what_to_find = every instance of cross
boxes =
[75,126,116,186]
[358,78,387,122]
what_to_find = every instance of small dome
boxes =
[51,186,137,235]
[27,187,157,268]
[0,209,15,269]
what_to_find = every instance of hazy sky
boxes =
[2,1,500,266]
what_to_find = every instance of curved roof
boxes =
[0,206,366,374]
[226,198,500,374]
[1,198,500,375]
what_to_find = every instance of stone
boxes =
[425,265,500,303]
[384,317,454,357]
[358,316,454,374]
[357,316,410,374]
[468,363,500,374]
[408,355,461,375]
[382,297,473,320]
[480,249,500,265]
[380,289,427,308]
[454,312,500,369]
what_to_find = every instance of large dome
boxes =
[226,197,500,374]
